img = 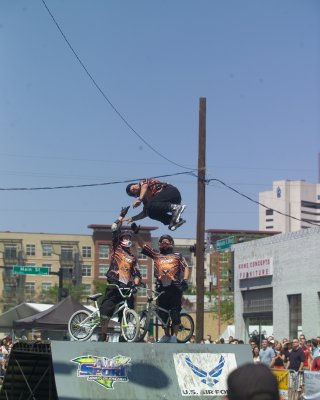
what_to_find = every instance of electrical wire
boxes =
[208,178,320,228]
[0,171,195,191]
[41,0,194,171]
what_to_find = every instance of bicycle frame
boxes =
[82,286,135,331]
[143,289,174,330]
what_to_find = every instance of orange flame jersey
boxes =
[106,233,140,285]
[141,244,188,287]
[139,178,167,197]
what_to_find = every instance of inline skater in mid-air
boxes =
[124,177,186,231]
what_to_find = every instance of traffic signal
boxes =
[189,244,196,254]
[228,266,234,291]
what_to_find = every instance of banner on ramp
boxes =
[51,342,252,400]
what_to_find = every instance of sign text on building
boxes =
[237,258,273,279]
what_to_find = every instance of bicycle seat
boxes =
[87,293,103,301]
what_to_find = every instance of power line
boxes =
[41,0,193,171]
[208,178,320,228]
[0,171,195,191]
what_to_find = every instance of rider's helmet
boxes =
[119,230,132,248]
[126,183,138,197]
[159,234,174,253]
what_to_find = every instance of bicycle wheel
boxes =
[68,310,96,341]
[121,309,140,342]
[138,310,150,342]
[176,313,194,343]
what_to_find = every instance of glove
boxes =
[111,221,120,232]
[181,279,188,292]
[129,281,138,294]
[120,206,130,218]
[131,222,140,234]
[131,286,138,294]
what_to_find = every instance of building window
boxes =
[25,282,36,296]
[99,264,109,277]
[26,244,36,256]
[139,265,147,279]
[4,245,17,259]
[266,209,274,216]
[42,264,52,273]
[82,246,92,258]
[42,282,52,291]
[137,287,147,297]
[138,250,147,260]
[42,244,52,257]
[3,283,16,297]
[99,245,109,259]
[288,294,301,339]
[82,265,92,277]
[61,246,73,261]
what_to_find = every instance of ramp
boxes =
[0,341,57,400]
[0,342,252,400]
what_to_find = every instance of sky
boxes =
[0,0,319,239]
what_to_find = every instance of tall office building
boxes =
[259,180,320,233]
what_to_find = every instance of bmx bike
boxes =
[68,284,140,343]
[138,286,194,343]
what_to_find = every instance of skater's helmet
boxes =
[119,230,132,248]
[159,235,174,252]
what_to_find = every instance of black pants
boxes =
[99,285,134,319]
[157,284,182,326]
[146,184,182,225]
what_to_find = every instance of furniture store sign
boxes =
[238,257,273,279]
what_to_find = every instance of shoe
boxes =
[169,336,178,343]
[169,219,186,231]
[169,205,186,228]
[157,335,171,343]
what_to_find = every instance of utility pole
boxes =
[196,97,206,342]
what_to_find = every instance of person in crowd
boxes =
[228,336,234,344]
[287,338,305,371]
[311,338,320,359]
[0,339,9,377]
[226,363,280,400]
[99,208,141,342]
[259,338,275,367]
[204,334,212,344]
[125,178,186,231]
[219,337,225,344]
[282,339,292,368]
[311,356,320,371]
[271,342,285,369]
[134,231,189,343]
[299,334,312,370]
[252,345,261,364]
[187,335,196,344]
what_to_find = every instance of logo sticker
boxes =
[71,354,131,390]
[174,353,237,396]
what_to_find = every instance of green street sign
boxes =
[216,236,235,251]
[13,265,50,275]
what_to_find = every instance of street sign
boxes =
[13,265,50,275]
[216,236,235,251]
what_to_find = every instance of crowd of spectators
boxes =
[249,334,320,371]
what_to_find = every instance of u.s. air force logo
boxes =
[71,354,131,389]
[173,353,237,396]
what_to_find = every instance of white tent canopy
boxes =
[0,302,53,332]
